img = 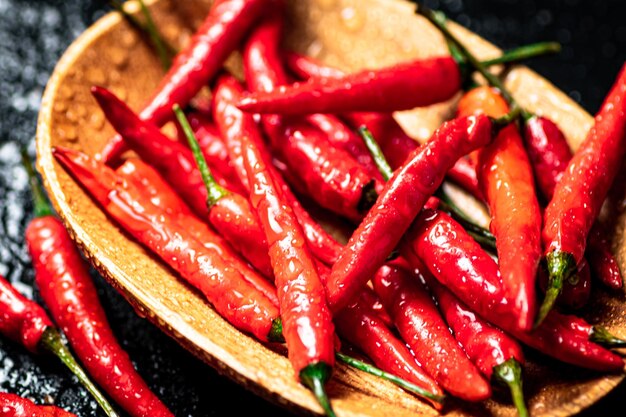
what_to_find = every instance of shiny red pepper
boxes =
[22,154,173,417]
[211,73,343,266]
[540,63,626,324]
[372,263,491,402]
[237,55,462,115]
[523,114,624,291]
[99,0,279,163]
[27,216,174,417]
[327,114,494,313]
[282,51,483,200]
[92,86,276,279]
[0,392,76,417]
[115,158,279,306]
[53,147,282,344]
[402,209,625,371]
[334,293,445,409]
[304,113,382,180]
[424,275,528,416]
[402,208,530,334]
[241,13,381,223]
[0,273,52,354]
[240,116,337,417]
[457,86,542,332]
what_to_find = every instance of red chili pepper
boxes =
[23,160,174,417]
[283,52,483,200]
[245,38,560,117]
[241,13,381,223]
[587,223,623,290]
[334,293,445,409]
[304,113,382,180]
[424,275,528,417]
[237,54,461,115]
[539,63,626,325]
[115,158,279,306]
[456,85,542,332]
[402,208,625,371]
[523,114,624,291]
[522,115,573,202]
[0,272,117,417]
[239,113,337,417]
[372,263,491,402]
[403,208,530,334]
[327,113,494,312]
[0,392,76,417]
[52,147,282,344]
[211,73,343,266]
[99,0,279,163]
[92,86,277,280]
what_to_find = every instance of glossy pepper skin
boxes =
[237,55,461,115]
[212,73,343,266]
[402,209,624,372]
[92,86,276,279]
[115,158,279,305]
[282,51,483,200]
[0,274,52,353]
[26,216,174,417]
[424,274,528,417]
[0,392,76,417]
[100,0,279,163]
[540,63,626,323]
[334,292,444,410]
[327,114,494,313]
[53,147,282,343]
[457,86,542,332]
[372,263,491,402]
[240,115,337,415]
[241,13,381,222]
[523,114,624,291]
[403,209,529,334]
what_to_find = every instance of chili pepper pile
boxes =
[5,0,626,416]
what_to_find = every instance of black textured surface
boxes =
[0,1,624,416]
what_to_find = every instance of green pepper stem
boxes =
[173,104,230,208]
[40,327,119,417]
[535,251,577,328]
[108,0,175,70]
[21,149,54,218]
[137,0,173,70]
[590,326,626,348]
[482,42,561,67]
[358,126,393,182]
[268,318,285,343]
[300,362,337,417]
[493,358,528,417]
[336,352,446,405]
[417,5,518,111]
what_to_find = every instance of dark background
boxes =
[0,0,624,416]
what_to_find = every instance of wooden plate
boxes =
[35,0,626,416]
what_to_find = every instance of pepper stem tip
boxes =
[535,251,577,328]
[300,362,337,417]
[493,358,528,417]
[40,327,119,417]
